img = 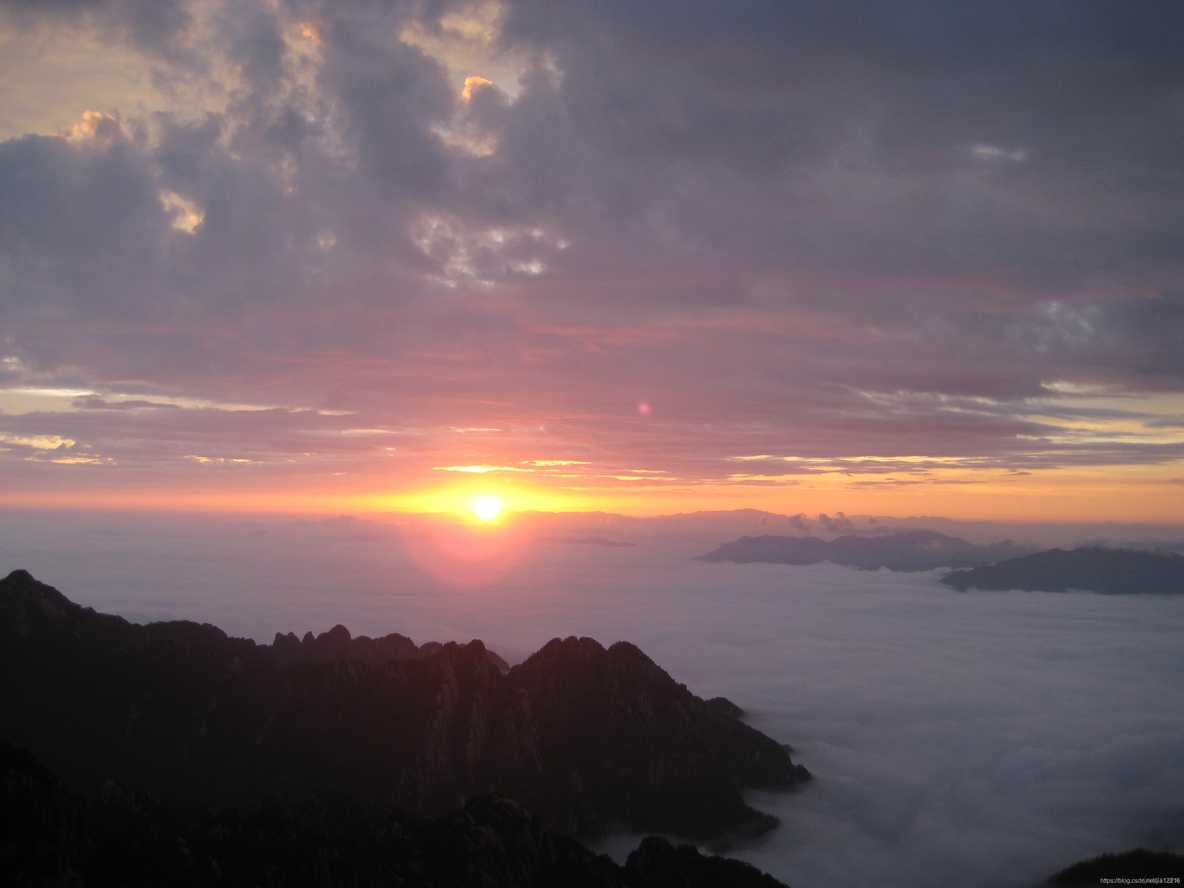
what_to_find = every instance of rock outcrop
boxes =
[0,569,809,843]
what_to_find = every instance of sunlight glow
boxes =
[474,495,502,521]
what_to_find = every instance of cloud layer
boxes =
[2,0,1184,514]
[3,508,1182,887]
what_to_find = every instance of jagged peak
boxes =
[536,635,607,656]
[1,569,84,617]
[322,624,351,642]
[606,640,648,659]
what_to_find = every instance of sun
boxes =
[473,495,502,521]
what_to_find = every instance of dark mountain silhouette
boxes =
[541,535,639,548]
[941,547,1184,594]
[1,741,792,888]
[699,529,1035,572]
[1046,848,1184,885]
[0,569,809,844]
[270,622,511,673]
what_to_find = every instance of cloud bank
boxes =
[1,1,1184,514]
[2,508,1182,887]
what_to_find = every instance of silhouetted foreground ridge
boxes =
[1,742,792,887]
[1046,848,1184,885]
[941,546,1184,594]
[0,569,809,845]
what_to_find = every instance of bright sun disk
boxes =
[473,495,501,521]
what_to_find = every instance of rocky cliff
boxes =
[0,569,809,843]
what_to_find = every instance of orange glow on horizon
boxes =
[0,462,1182,525]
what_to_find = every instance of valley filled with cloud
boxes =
[4,508,1181,887]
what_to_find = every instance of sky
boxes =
[2,0,1184,521]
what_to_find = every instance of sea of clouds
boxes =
[3,509,1183,888]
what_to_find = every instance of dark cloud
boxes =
[1,0,1183,498]
[321,23,453,200]
[1,0,195,67]
[217,0,286,94]
[0,127,171,318]
[493,0,1184,291]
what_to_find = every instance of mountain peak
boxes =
[1,571,809,842]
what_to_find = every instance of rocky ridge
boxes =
[0,569,809,843]
[270,622,511,673]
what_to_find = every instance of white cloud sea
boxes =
[3,510,1182,888]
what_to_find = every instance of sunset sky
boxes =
[2,0,1183,521]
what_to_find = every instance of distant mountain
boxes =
[0,569,809,843]
[2,742,792,888]
[507,508,874,552]
[698,529,1036,572]
[941,547,1184,594]
[540,535,639,548]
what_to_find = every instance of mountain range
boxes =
[0,569,809,845]
[941,546,1184,594]
[698,529,1036,572]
